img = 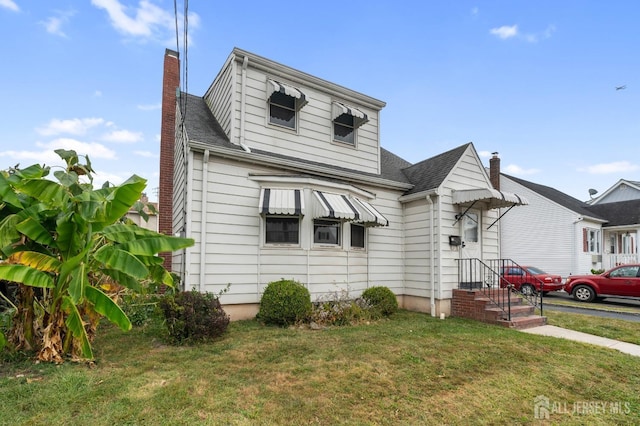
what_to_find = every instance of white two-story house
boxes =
[159,48,528,320]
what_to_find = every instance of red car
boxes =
[500,266,564,295]
[564,264,640,302]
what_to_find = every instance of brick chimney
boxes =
[159,48,179,270]
[489,152,500,190]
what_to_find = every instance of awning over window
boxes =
[452,188,529,209]
[332,101,368,128]
[312,191,388,227]
[259,188,304,215]
[267,79,308,109]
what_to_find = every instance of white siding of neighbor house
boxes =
[595,184,640,204]
[235,66,381,175]
[500,176,589,278]
[182,153,404,305]
[574,219,605,274]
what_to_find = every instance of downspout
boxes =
[436,191,443,300]
[427,195,436,317]
[239,56,251,152]
[199,149,210,293]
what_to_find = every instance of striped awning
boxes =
[312,191,388,227]
[332,101,368,128]
[452,188,529,209]
[267,79,308,109]
[259,188,304,215]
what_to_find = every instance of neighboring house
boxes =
[500,174,640,277]
[588,179,640,205]
[159,48,528,320]
[125,193,158,232]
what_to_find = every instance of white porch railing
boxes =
[607,254,640,268]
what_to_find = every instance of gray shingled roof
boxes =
[503,174,606,220]
[585,199,640,227]
[402,144,470,195]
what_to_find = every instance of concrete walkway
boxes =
[521,325,640,357]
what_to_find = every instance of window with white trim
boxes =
[313,219,341,246]
[584,228,600,254]
[333,113,355,144]
[463,213,478,242]
[350,223,365,249]
[265,216,299,245]
[269,91,297,129]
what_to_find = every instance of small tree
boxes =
[0,150,193,362]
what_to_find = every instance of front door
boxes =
[460,210,482,260]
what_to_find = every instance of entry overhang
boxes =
[452,188,528,209]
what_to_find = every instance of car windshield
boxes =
[524,266,546,275]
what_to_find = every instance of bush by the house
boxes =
[309,289,374,326]
[361,286,398,317]
[159,290,230,344]
[591,268,605,275]
[258,279,312,326]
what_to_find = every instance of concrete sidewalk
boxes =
[521,325,640,357]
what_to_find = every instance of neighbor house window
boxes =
[265,216,299,244]
[583,228,600,254]
[269,91,297,129]
[350,224,365,249]
[313,219,341,245]
[333,113,355,144]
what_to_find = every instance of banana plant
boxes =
[0,150,193,362]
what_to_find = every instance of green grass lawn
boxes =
[2,310,639,425]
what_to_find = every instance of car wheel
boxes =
[520,284,536,296]
[573,285,595,302]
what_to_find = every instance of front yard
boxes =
[1,310,639,425]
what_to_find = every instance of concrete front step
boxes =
[497,315,547,329]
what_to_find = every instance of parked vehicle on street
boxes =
[564,264,640,302]
[500,265,564,295]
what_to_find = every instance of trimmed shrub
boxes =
[258,279,312,326]
[159,290,230,344]
[361,286,398,317]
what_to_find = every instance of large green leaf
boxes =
[18,179,68,207]
[104,175,146,224]
[68,263,87,304]
[15,217,56,247]
[85,286,131,331]
[0,214,21,256]
[0,330,6,352]
[10,164,48,181]
[0,264,54,288]
[8,251,61,272]
[147,264,174,286]
[100,268,142,292]
[120,236,194,256]
[101,223,160,243]
[94,245,148,279]
[0,173,22,208]
[62,296,93,359]
[55,214,81,257]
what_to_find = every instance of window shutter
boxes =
[583,228,588,252]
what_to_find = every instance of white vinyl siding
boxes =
[238,67,380,175]
[204,59,234,139]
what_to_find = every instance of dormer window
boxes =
[267,79,307,130]
[332,101,368,145]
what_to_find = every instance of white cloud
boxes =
[137,102,161,111]
[102,129,143,143]
[94,90,103,97]
[504,164,540,175]
[490,25,518,40]
[38,139,117,160]
[134,150,158,158]
[477,150,492,159]
[471,7,479,16]
[0,0,19,12]
[40,10,75,38]
[37,118,105,136]
[582,161,640,174]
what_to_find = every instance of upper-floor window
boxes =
[332,101,368,145]
[267,79,307,131]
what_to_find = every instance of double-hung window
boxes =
[267,80,307,131]
[313,219,341,246]
[266,216,299,245]
[584,228,601,254]
[332,101,368,146]
[259,188,304,246]
[350,223,365,249]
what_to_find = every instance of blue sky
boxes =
[1,1,638,202]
